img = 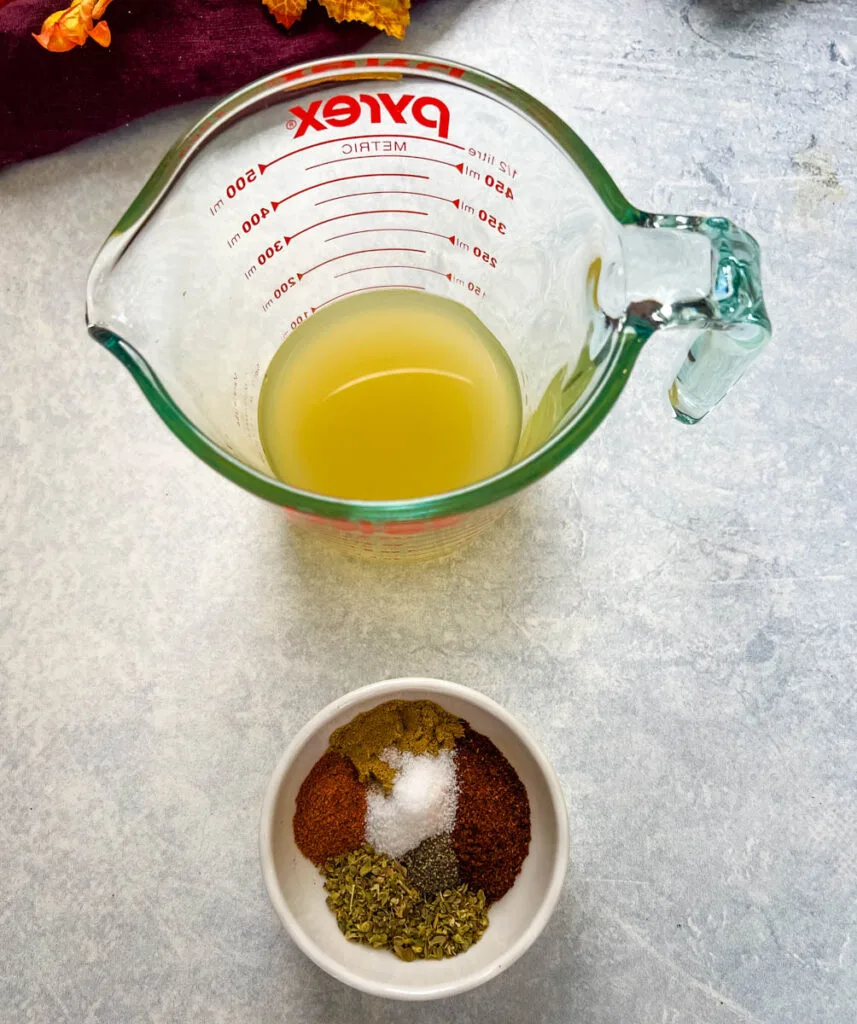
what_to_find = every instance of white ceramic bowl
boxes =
[260,677,569,1000]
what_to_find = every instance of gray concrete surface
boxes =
[2,0,855,1021]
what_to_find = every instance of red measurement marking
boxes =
[306,155,464,173]
[271,173,429,211]
[311,284,425,312]
[333,265,450,279]
[316,190,459,208]
[285,209,427,244]
[260,134,466,173]
[325,227,450,243]
[299,247,426,279]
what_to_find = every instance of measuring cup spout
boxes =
[619,214,771,423]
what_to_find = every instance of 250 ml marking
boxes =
[472,246,498,268]
[449,237,499,267]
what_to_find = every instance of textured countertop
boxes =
[2,1,856,1021]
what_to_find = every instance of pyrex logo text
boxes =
[288,93,451,139]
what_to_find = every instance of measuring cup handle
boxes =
[621,214,772,423]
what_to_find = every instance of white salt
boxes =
[365,747,458,860]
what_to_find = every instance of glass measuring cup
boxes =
[86,55,771,559]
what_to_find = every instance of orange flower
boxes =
[34,0,411,53]
[33,0,114,52]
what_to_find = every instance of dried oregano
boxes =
[322,845,488,960]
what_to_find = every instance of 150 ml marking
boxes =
[446,275,487,298]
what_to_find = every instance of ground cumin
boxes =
[328,699,464,791]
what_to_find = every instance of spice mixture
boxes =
[293,699,530,961]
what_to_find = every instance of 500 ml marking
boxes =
[211,169,259,214]
[226,169,257,198]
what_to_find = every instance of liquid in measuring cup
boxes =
[258,290,522,501]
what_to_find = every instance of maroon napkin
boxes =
[0,1,386,169]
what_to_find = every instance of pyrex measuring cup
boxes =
[87,55,771,559]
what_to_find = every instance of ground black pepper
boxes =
[401,833,460,894]
[451,725,531,902]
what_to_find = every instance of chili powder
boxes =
[293,751,366,866]
[451,725,531,902]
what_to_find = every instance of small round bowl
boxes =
[260,677,569,1000]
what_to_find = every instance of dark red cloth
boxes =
[0,0,381,169]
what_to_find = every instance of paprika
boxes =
[293,751,366,866]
